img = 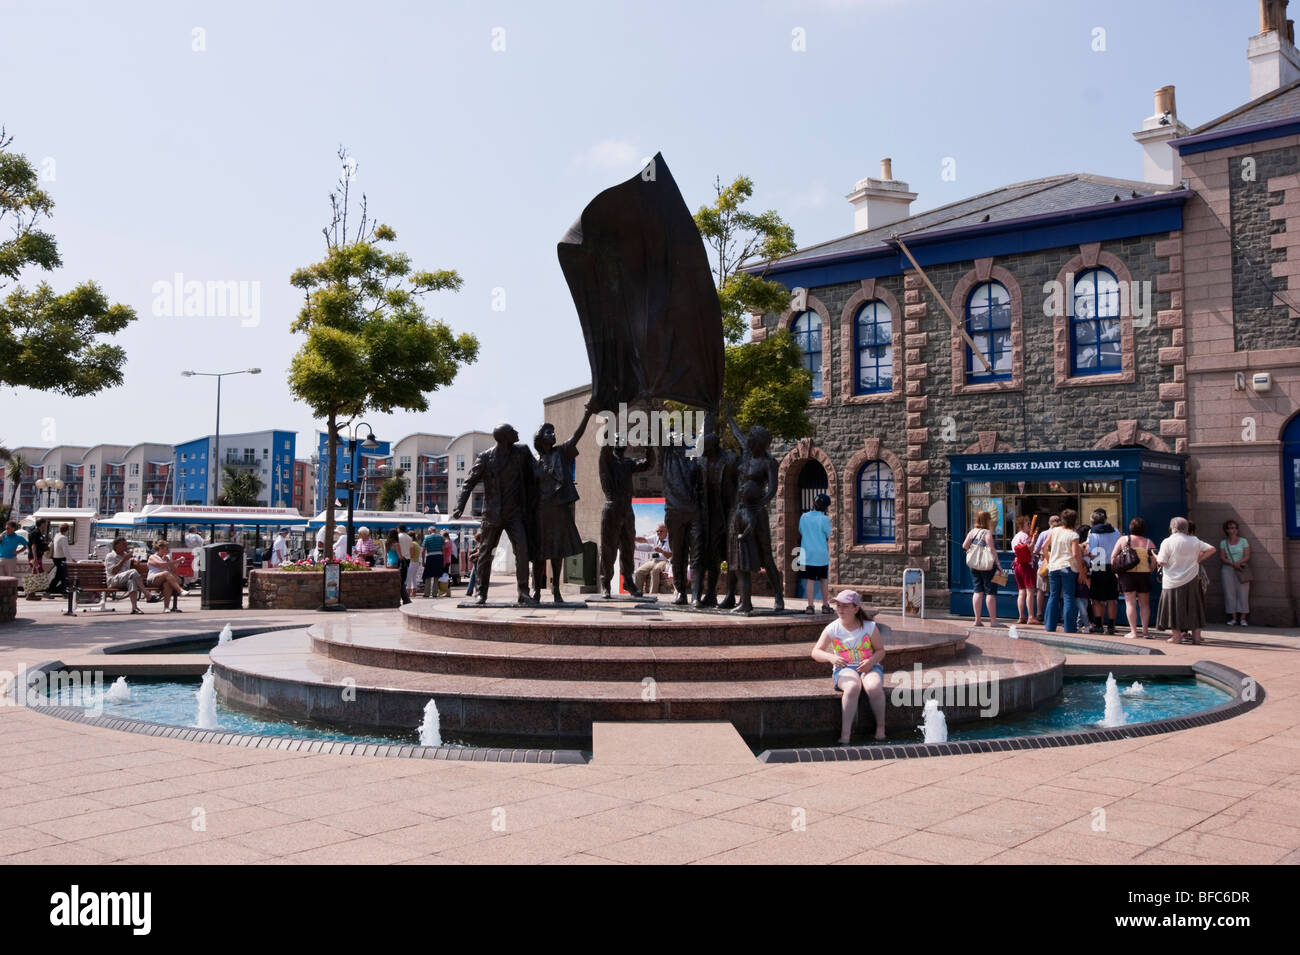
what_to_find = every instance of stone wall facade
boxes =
[248,568,404,610]
[763,233,1181,604]
[1183,133,1300,625]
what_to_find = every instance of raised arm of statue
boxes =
[568,404,596,449]
[727,415,745,449]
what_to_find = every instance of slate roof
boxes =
[1189,77,1300,134]
[767,174,1176,268]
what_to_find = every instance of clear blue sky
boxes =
[1,0,1257,451]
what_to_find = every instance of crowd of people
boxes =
[306,522,467,603]
[973,508,1251,642]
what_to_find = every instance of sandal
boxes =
[821,605,833,614]
[803,607,815,615]
[130,608,144,615]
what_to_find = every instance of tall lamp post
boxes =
[35,477,64,508]
[181,368,261,536]
[340,422,379,556]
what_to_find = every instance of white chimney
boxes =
[1249,0,1300,98]
[847,158,917,233]
[1133,86,1189,185]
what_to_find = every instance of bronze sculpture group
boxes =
[453,407,784,615]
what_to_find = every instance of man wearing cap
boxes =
[811,590,886,745]
[269,528,289,568]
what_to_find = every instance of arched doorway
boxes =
[784,459,829,598]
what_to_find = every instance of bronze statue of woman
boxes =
[530,403,595,603]
[727,417,784,614]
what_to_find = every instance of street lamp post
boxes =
[181,368,261,537]
[34,478,64,508]
[340,422,378,557]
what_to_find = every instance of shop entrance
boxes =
[965,479,1123,549]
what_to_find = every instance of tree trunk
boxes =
[324,413,338,556]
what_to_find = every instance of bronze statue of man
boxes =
[530,403,595,603]
[453,423,538,606]
[698,430,739,608]
[728,418,784,615]
[598,437,655,598]
[661,431,704,606]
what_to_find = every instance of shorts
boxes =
[1117,571,1151,594]
[800,564,828,581]
[971,568,999,596]
[1089,570,1118,601]
[834,664,884,689]
[1013,562,1035,590]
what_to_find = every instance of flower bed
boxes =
[247,567,402,610]
[277,558,372,573]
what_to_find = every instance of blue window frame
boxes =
[855,301,892,394]
[857,461,895,543]
[965,281,1012,382]
[1072,268,1122,375]
[791,310,822,398]
[1284,416,1300,537]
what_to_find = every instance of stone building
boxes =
[752,6,1300,623]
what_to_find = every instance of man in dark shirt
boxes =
[453,423,537,605]
[598,438,654,598]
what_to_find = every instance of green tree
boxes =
[289,148,479,547]
[694,175,797,345]
[377,468,408,511]
[687,175,811,443]
[217,465,262,507]
[0,128,136,394]
[4,452,28,518]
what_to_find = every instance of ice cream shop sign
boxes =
[960,458,1121,474]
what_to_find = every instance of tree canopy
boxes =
[0,128,136,395]
[289,147,479,546]
[690,174,811,443]
[217,464,263,507]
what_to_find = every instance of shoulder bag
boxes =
[965,529,995,572]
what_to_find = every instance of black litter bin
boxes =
[202,542,244,610]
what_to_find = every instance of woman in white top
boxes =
[1155,517,1215,644]
[810,590,886,745]
[146,540,185,611]
[1044,509,1086,633]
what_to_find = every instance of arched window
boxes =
[965,281,1012,382]
[791,310,822,398]
[1072,268,1122,375]
[1284,415,1300,537]
[854,301,892,394]
[857,461,895,543]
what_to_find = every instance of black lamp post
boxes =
[343,422,379,557]
[181,367,261,539]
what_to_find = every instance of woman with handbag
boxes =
[1111,517,1156,639]
[1219,519,1251,626]
[1010,515,1039,625]
[1044,509,1085,633]
[1155,517,1215,644]
[962,510,1000,627]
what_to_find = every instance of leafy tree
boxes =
[694,175,797,345]
[217,465,262,507]
[723,332,813,442]
[377,468,408,511]
[289,148,479,547]
[4,452,28,518]
[680,175,811,444]
[0,128,136,395]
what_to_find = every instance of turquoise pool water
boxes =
[33,674,1232,751]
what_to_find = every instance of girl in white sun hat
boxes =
[810,590,886,745]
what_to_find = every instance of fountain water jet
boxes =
[218,624,233,645]
[1101,672,1126,727]
[196,667,218,729]
[418,698,442,747]
[1122,681,1146,698]
[105,676,131,703]
[918,698,948,743]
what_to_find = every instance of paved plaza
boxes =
[2,594,1297,865]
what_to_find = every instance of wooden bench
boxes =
[64,561,179,615]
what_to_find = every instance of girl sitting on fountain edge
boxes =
[811,590,886,745]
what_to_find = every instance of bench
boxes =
[64,561,179,615]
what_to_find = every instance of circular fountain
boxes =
[210,600,1064,746]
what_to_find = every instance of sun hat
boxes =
[829,590,876,615]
